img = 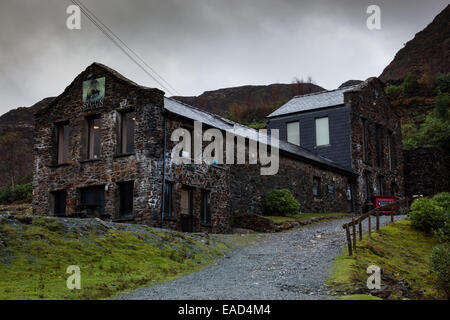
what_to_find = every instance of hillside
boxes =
[0,97,54,187]
[0,214,241,299]
[380,4,450,84]
[172,82,324,126]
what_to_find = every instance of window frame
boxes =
[56,121,70,164]
[315,116,330,146]
[86,115,102,160]
[286,121,300,146]
[312,176,321,197]
[120,110,136,154]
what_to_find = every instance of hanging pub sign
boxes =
[82,77,105,111]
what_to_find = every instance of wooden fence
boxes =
[342,197,417,256]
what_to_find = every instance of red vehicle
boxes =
[373,196,397,214]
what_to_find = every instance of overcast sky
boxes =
[0,0,448,115]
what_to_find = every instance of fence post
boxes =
[352,218,357,252]
[368,213,372,238]
[376,211,380,231]
[345,225,352,256]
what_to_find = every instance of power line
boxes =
[70,0,179,96]
[73,0,180,96]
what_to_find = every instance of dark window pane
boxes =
[80,186,105,216]
[87,116,101,159]
[313,177,321,196]
[201,190,210,224]
[57,124,69,164]
[121,111,135,154]
[52,190,67,216]
[119,182,134,218]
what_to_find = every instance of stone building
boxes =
[33,63,401,233]
[267,78,405,213]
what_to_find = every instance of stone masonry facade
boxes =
[346,78,405,212]
[33,63,402,233]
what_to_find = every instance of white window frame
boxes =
[286,121,300,146]
[315,117,330,146]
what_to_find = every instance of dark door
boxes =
[180,188,193,232]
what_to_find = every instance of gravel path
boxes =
[118,215,405,300]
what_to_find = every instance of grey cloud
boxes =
[0,0,448,115]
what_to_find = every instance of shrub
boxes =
[409,197,446,232]
[0,182,32,204]
[429,244,450,299]
[433,192,450,213]
[385,85,403,100]
[402,73,420,96]
[264,189,299,216]
[434,73,450,93]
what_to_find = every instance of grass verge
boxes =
[0,215,249,300]
[327,219,441,299]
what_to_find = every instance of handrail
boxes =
[342,196,417,256]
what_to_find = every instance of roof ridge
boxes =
[292,84,358,99]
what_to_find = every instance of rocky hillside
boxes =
[172,82,324,125]
[0,97,54,186]
[380,4,450,84]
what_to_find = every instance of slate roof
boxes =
[267,84,360,118]
[164,97,357,176]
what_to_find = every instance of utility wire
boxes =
[73,0,180,96]
[70,0,179,96]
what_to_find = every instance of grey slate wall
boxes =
[267,105,352,169]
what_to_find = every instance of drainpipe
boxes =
[161,114,167,228]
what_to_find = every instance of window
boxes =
[313,177,321,196]
[163,181,174,218]
[56,122,69,164]
[80,186,105,216]
[120,111,135,154]
[286,121,300,146]
[51,190,67,216]
[315,117,329,146]
[180,187,192,215]
[87,116,101,159]
[201,190,211,225]
[375,125,383,167]
[119,181,134,218]
[362,118,369,163]
[179,128,193,159]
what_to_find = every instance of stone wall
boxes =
[33,63,231,233]
[345,78,405,212]
[229,152,354,216]
[403,146,450,197]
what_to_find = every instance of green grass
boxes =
[327,219,441,299]
[265,212,347,224]
[0,216,239,300]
